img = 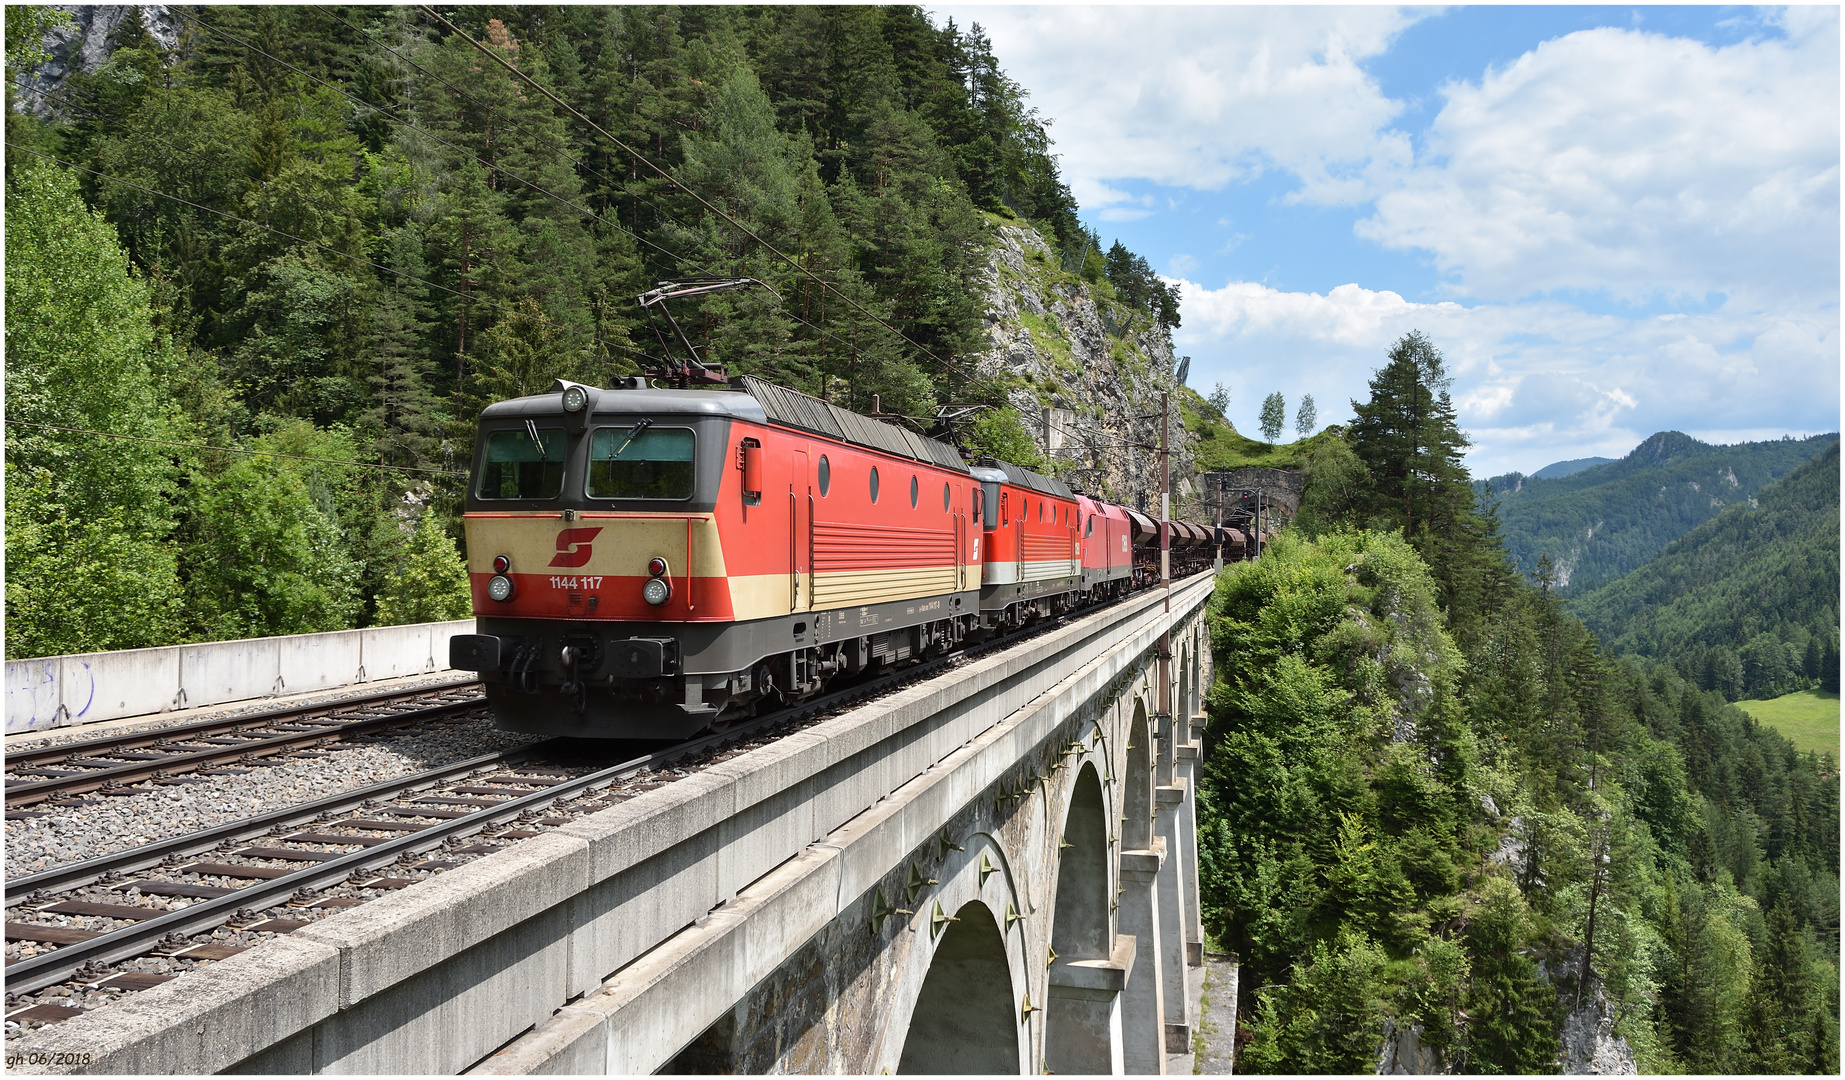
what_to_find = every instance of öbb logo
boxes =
[548,527,604,568]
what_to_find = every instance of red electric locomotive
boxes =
[1078,495,1135,601]
[451,375,982,738]
[450,374,1245,739]
[968,460,1084,626]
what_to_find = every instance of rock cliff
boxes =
[12,5,181,119]
[972,221,1202,514]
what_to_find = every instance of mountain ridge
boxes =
[1480,430,1837,592]
[1531,455,1613,480]
[1569,440,1840,700]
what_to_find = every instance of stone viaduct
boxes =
[23,574,1218,1075]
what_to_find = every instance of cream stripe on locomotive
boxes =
[1021,557,1080,583]
[462,513,728,578]
[982,558,1078,586]
[812,565,960,608]
[722,567,963,621]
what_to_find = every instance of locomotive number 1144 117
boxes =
[548,576,605,590]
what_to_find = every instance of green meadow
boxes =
[1734,690,1840,758]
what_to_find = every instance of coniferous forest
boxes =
[2,5,1183,659]
[1570,442,1841,701]
[1202,332,1839,1073]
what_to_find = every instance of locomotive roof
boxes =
[479,376,970,474]
[736,375,969,474]
[977,457,1075,500]
[479,387,770,422]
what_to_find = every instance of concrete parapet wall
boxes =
[4,620,474,734]
[16,578,1214,1075]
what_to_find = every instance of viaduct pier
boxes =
[12,574,1219,1074]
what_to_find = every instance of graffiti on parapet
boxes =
[4,658,94,733]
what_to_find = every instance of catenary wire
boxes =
[4,419,467,477]
[183,8,930,392]
[416,6,971,383]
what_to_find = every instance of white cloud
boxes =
[1358,15,1841,304]
[930,4,1423,207]
[1173,278,1838,475]
[937,6,1841,473]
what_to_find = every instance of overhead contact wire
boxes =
[199,8,909,391]
[416,6,969,383]
[4,419,466,477]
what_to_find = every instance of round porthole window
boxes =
[818,456,831,496]
[869,466,880,503]
[910,475,919,508]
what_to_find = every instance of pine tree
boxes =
[1461,878,1558,1073]
[1348,331,1472,539]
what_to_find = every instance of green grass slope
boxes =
[1734,690,1840,758]
[1481,431,1836,594]
[1180,386,1338,471]
[1569,440,1839,675]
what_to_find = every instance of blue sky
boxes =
[931,5,1839,476]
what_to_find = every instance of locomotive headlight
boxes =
[487,574,515,602]
[641,576,672,606]
[562,384,589,413]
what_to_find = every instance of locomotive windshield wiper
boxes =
[524,419,547,461]
[612,417,653,458]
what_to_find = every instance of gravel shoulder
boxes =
[6,714,540,879]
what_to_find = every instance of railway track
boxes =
[2,638,971,1014]
[4,578,1196,1027]
[4,683,487,810]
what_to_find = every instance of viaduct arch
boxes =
[659,593,1215,1074]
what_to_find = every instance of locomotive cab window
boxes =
[587,426,695,500]
[478,427,566,500]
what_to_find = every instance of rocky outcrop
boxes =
[11,5,180,119]
[972,222,1200,512]
[1377,1019,1446,1074]
[1549,955,1638,1075]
